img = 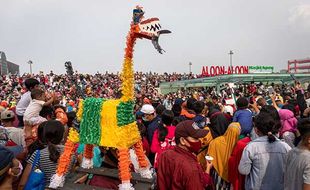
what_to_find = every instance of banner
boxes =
[201,66,249,77]
[201,65,274,77]
[248,66,274,73]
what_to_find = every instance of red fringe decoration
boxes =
[84,144,94,159]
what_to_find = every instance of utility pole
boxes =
[28,60,33,74]
[229,50,233,69]
[189,62,192,74]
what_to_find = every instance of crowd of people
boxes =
[0,73,310,190]
[0,71,198,108]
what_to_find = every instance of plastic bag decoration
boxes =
[50,6,171,190]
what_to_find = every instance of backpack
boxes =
[0,127,8,146]
[159,136,176,151]
[0,127,18,146]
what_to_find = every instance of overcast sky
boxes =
[1,0,310,74]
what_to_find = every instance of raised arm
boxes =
[295,82,307,117]
[43,93,55,106]
[270,94,280,110]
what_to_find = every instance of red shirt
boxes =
[157,146,213,190]
[151,125,176,168]
[228,137,251,190]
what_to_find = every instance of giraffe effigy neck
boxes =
[120,25,137,102]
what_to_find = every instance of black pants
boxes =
[17,115,24,128]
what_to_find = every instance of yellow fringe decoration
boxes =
[120,57,135,102]
[100,100,141,148]
[68,128,80,143]
[76,100,84,122]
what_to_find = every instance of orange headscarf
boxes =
[207,122,241,182]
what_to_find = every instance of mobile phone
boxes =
[268,87,274,94]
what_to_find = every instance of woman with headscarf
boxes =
[278,109,297,148]
[208,108,230,138]
[197,108,230,170]
[207,122,241,189]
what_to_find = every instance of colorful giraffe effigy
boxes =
[49,6,170,190]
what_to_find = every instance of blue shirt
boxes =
[233,109,253,135]
[193,115,207,129]
[239,136,291,190]
[145,116,161,144]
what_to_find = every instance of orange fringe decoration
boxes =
[124,25,137,59]
[84,144,94,159]
[118,148,131,182]
[133,140,148,168]
[56,140,75,175]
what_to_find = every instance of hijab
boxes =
[207,122,241,182]
[278,109,297,136]
[208,108,229,138]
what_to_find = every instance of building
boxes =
[159,73,310,94]
[288,58,310,74]
[0,51,20,75]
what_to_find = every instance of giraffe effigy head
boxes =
[132,6,171,54]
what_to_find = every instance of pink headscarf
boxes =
[278,109,297,136]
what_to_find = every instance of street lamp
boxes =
[28,60,33,74]
[189,62,192,74]
[229,50,233,69]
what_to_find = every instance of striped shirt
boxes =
[28,145,76,186]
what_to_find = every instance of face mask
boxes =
[142,117,148,122]
[186,139,202,155]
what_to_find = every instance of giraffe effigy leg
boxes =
[118,148,134,190]
[82,144,94,169]
[50,128,79,188]
[133,140,153,179]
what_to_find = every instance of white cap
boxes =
[1,110,15,120]
[224,105,234,116]
[140,104,155,114]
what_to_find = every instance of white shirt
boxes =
[23,99,45,121]
[16,91,32,116]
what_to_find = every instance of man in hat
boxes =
[140,104,161,165]
[140,104,161,145]
[1,110,25,146]
[157,120,213,190]
[1,110,25,155]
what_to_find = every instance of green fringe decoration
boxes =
[80,98,106,144]
[117,101,135,127]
